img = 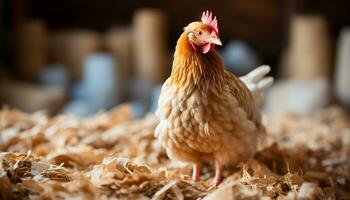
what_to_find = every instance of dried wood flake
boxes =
[0,105,349,199]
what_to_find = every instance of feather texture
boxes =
[155,12,274,186]
[155,23,270,169]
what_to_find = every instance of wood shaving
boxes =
[0,105,349,199]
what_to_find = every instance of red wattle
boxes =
[190,41,214,54]
[200,43,212,54]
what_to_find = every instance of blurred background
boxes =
[0,0,350,117]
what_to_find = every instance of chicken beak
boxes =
[210,38,222,46]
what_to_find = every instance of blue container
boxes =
[62,53,120,116]
[83,53,119,111]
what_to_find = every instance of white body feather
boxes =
[239,65,274,105]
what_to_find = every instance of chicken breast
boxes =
[155,71,262,167]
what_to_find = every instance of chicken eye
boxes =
[198,31,202,35]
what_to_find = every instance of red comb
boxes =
[201,10,219,34]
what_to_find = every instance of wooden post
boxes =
[133,9,168,84]
[286,15,331,80]
[335,28,350,107]
[104,27,133,98]
[13,20,48,81]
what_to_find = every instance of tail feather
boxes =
[240,65,274,105]
[257,76,274,91]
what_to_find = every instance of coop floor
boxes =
[0,104,349,199]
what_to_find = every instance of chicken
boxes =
[155,11,273,186]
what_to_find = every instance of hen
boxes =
[155,11,273,186]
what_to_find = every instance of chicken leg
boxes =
[213,161,222,187]
[192,164,202,181]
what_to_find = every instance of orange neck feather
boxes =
[170,31,225,90]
